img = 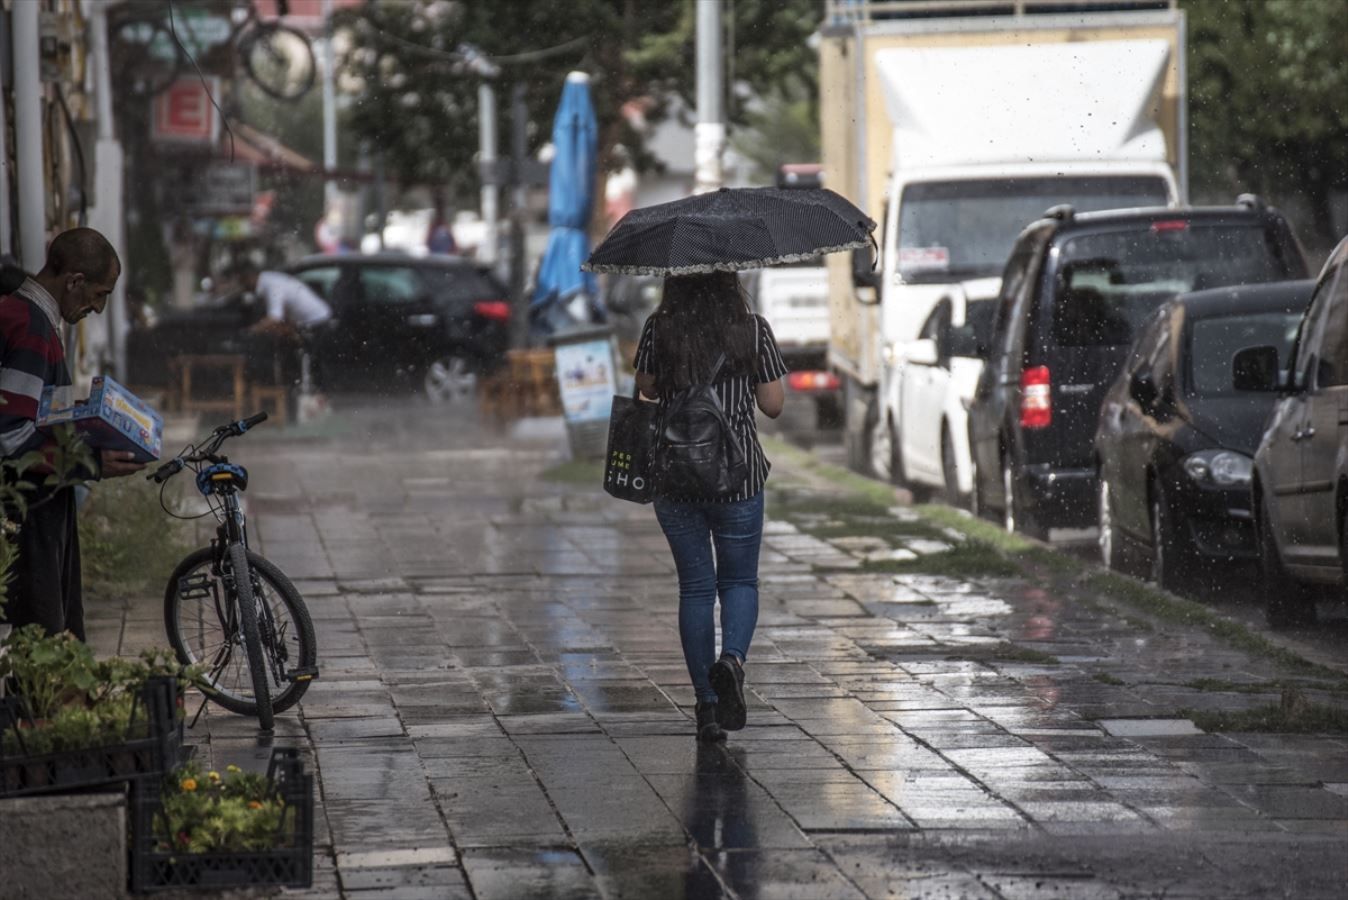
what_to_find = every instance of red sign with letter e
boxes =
[151,78,220,145]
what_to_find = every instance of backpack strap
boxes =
[707,352,728,384]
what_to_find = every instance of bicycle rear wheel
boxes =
[241,22,316,100]
[164,546,316,721]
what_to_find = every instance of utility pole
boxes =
[321,0,338,213]
[478,83,498,265]
[693,0,725,195]
[13,1,45,270]
[509,83,529,347]
[88,1,128,380]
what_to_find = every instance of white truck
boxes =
[819,0,1186,489]
[748,164,840,444]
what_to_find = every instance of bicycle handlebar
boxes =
[149,458,184,484]
[147,412,269,483]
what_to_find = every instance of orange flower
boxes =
[180,777,198,792]
[247,800,263,810]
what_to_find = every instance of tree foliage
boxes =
[1186,0,1348,251]
[334,0,822,200]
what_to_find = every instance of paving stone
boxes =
[1098,718,1203,737]
[460,848,598,900]
[1222,784,1348,819]
[337,863,467,893]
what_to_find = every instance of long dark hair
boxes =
[650,272,756,390]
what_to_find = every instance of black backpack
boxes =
[650,353,748,497]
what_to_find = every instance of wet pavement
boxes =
[89,399,1347,899]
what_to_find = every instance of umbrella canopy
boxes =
[531,72,599,308]
[582,187,876,276]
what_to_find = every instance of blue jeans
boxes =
[654,492,764,703]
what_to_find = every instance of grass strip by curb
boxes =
[1182,702,1348,735]
[815,541,1022,579]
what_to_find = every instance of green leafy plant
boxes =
[154,762,292,854]
[78,475,192,605]
[0,626,101,721]
[0,626,200,756]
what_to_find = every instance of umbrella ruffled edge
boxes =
[580,239,872,276]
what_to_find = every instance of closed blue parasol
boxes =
[531,72,599,317]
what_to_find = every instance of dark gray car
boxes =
[1238,235,1348,625]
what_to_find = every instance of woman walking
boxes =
[633,272,787,743]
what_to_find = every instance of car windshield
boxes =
[1187,310,1303,396]
[1050,223,1298,347]
[897,176,1171,283]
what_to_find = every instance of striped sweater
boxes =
[0,282,75,474]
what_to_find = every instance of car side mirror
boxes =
[851,245,879,291]
[906,338,938,367]
[1232,345,1280,392]
[1129,370,1159,411]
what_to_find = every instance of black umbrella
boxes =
[582,187,876,276]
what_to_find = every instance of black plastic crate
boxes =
[129,746,313,893]
[0,676,184,798]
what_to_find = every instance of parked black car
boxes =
[1094,280,1312,590]
[1237,235,1348,625]
[968,197,1308,539]
[127,254,511,402]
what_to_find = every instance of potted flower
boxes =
[130,748,313,892]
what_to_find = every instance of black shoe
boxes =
[709,655,746,731]
[695,701,726,743]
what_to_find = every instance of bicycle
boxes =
[150,412,318,731]
[111,0,317,102]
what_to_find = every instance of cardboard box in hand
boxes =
[38,376,163,463]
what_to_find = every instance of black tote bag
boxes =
[603,395,658,503]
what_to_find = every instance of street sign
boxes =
[184,162,258,215]
[151,78,220,145]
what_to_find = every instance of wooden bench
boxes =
[249,384,288,427]
[168,354,247,422]
[478,349,563,421]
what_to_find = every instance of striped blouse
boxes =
[634,313,789,503]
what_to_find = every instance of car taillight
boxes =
[1020,365,1051,429]
[472,300,511,321]
[787,371,840,392]
[1151,219,1189,233]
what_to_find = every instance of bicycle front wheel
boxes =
[164,546,316,722]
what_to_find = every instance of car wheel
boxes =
[1149,483,1193,592]
[868,413,893,482]
[941,426,962,508]
[1340,500,1348,600]
[844,383,876,476]
[423,356,476,404]
[971,461,989,521]
[1258,496,1318,627]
